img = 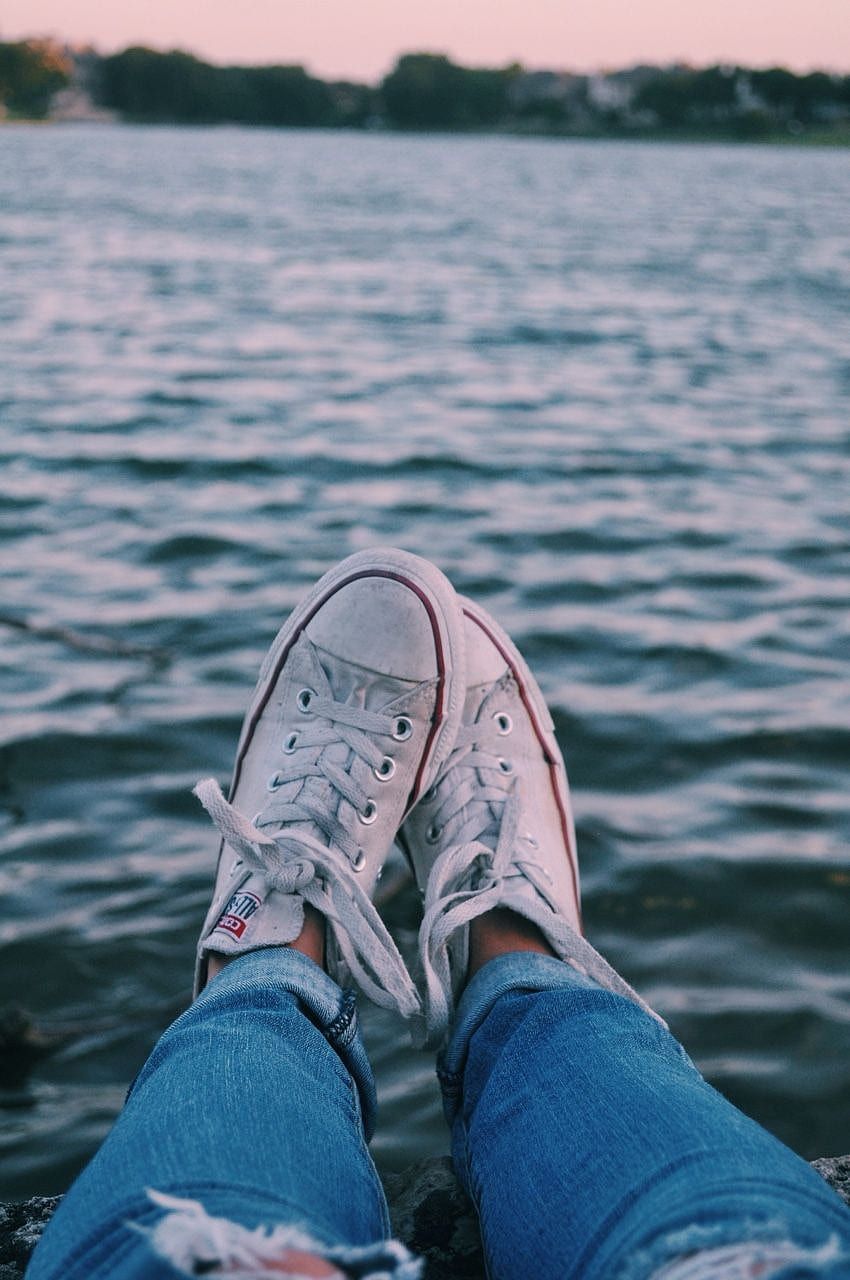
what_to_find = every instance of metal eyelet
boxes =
[392,716,413,741]
[498,758,514,775]
[425,823,441,844]
[296,688,314,713]
[283,732,299,754]
[526,834,539,849]
[267,772,284,792]
[374,756,396,782]
[351,849,367,871]
[493,711,513,735]
[358,800,378,825]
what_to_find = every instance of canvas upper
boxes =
[193,548,466,1018]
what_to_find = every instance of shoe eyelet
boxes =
[425,823,441,844]
[493,711,513,735]
[267,772,284,792]
[351,849,367,872]
[498,758,514,775]
[392,716,413,741]
[283,732,299,754]
[296,688,314,713]
[374,756,396,782]
[358,799,378,825]
[526,833,539,849]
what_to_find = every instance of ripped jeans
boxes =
[26,949,850,1280]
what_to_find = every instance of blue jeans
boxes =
[26,949,850,1280]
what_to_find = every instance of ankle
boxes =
[287,903,326,968]
[206,904,326,983]
[467,907,556,981]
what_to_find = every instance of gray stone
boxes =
[385,1156,485,1278]
[0,1197,61,1280]
[811,1155,850,1209]
[3,1155,849,1279]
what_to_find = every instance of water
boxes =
[1,125,848,1199]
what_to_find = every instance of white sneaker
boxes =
[193,548,466,1019]
[405,597,657,1044]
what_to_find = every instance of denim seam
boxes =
[437,1065,461,1095]
[324,988,358,1044]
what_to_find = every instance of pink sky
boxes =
[3,0,849,78]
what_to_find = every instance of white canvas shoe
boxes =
[405,596,659,1044]
[193,549,466,1018]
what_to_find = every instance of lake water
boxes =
[1,124,848,1199]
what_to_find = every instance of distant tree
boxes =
[0,39,71,117]
[634,65,742,129]
[98,47,220,120]
[793,71,840,123]
[381,54,457,128]
[327,80,378,127]
[749,67,844,125]
[380,53,513,129]
[749,66,798,114]
[244,65,334,126]
[632,69,693,128]
[97,47,339,126]
[689,66,739,120]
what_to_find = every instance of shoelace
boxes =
[417,723,663,1043]
[195,690,421,1019]
[417,724,539,1036]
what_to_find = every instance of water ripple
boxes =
[1,126,849,1194]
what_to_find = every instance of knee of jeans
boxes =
[625,1224,848,1280]
[134,1189,423,1279]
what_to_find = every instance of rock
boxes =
[385,1156,484,1279]
[811,1155,850,1209]
[3,1156,849,1279]
[0,1011,69,1089]
[0,1198,61,1280]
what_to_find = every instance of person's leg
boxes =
[26,946,416,1280]
[28,548,468,1280]
[406,597,850,1278]
[442,947,850,1280]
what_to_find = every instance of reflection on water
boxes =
[0,126,849,1197]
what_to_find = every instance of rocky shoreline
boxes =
[2,1155,848,1280]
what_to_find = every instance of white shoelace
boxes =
[195,690,421,1019]
[418,724,664,1042]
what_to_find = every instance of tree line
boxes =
[0,39,72,117]
[2,40,849,141]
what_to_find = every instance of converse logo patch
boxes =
[214,890,262,940]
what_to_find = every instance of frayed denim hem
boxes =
[622,1219,848,1280]
[136,1190,423,1279]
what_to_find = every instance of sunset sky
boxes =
[3,0,849,79]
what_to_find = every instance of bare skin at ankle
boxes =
[206,903,327,982]
[468,906,556,980]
